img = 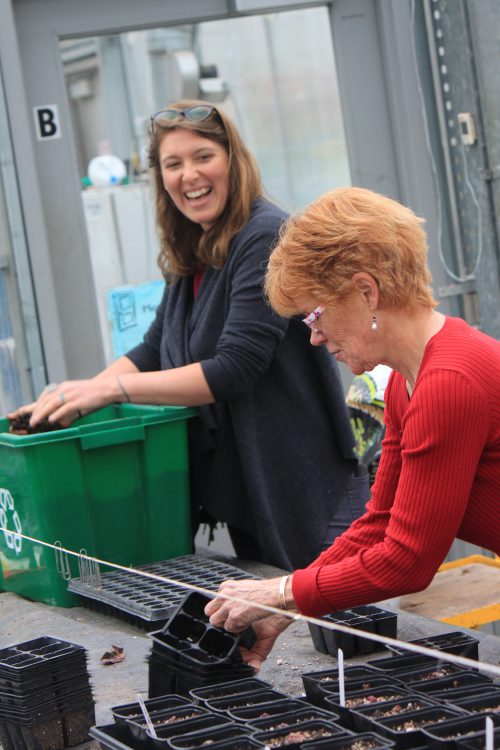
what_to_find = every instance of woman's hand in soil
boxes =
[239,615,292,671]
[205,576,297,633]
[29,378,119,428]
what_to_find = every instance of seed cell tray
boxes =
[252,718,346,749]
[350,695,439,735]
[0,637,87,677]
[421,713,500,749]
[111,694,191,728]
[68,554,260,628]
[304,731,396,750]
[229,697,311,723]
[250,705,340,731]
[302,665,388,705]
[386,631,479,661]
[363,705,467,749]
[189,676,271,705]
[169,722,253,749]
[308,607,397,658]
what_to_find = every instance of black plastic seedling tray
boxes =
[304,731,396,750]
[386,632,479,661]
[302,666,394,705]
[250,705,340,731]
[228,697,310,723]
[411,670,493,696]
[89,722,139,750]
[361,705,467,749]
[452,689,500,715]
[111,694,191,728]
[206,688,288,716]
[189,676,271,705]
[126,704,210,744]
[68,554,260,628]
[160,591,256,661]
[421,713,500,750]
[169,721,253,749]
[146,713,234,747]
[367,653,441,673]
[350,696,440,734]
[252,718,346,749]
[431,683,500,706]
[323,685,414,729]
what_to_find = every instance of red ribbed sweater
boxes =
[293,316,500,616]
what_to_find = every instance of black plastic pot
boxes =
[160,592,256,663]
[250,705,340,731]
[350,607,398,639]
[147,714,233,748]
[421,712,500,750]
[169,722,253,749]
[411,671,493,696]
[350,696,440,735]
[367,654,440,674]
[111,694,191,729]
[452,689,500,715]
[252,718,346,748]
[309,677,402,711]
[303,731,397,750]
[386,632,479,661]
[189,677,270,705]
[206,688,288,717]
[89,721,141,750]
[126,704,209,744]
[229,697,310,724]
[323,685,414,730]
[458,727,500,749]
[431,683,500,707]
[302,666,382,705]
[362,705,467,749]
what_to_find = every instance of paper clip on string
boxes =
[78,548,102,591]
[54,540,71,580]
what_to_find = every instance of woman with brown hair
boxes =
[12,102,368,569]
[206,186,500,669]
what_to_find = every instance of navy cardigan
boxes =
[127,198,361,569]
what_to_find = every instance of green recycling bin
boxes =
[0,404,194,606]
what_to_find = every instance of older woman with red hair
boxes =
[206,186,500,670]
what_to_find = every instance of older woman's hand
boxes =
[205,576,296,633]
[239,615,292,671]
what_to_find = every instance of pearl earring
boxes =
[371,315,378,332]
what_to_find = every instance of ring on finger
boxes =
[59,392,66,404]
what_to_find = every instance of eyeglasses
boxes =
[151,105,217,130]
[303,305,325,333]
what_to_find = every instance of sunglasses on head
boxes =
[151,105,217,130]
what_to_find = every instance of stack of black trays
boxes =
[0,635,95,750]
[148,591,256,697]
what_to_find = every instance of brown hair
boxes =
[265,187,437,314]
[148,99,262,278]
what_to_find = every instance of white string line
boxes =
[2,528,500,679]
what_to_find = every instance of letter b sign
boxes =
[33,105,61,141]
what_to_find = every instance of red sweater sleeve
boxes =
[292,368,489,616]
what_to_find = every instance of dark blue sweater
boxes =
[126,198,361,569]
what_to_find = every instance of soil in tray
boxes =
[7,413,64,435]
[345,692,408,709]
[264,727,336,746]
[360,699,431,720]
[390,713,456,731]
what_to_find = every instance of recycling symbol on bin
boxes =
[0,488,23,555]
